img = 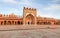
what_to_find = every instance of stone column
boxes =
[6,21,8,25]
[3,21,4,25]
[0,21,1,25]
[11,21,12,25]
[14,21,15,25]
[23,18,25,25]
[12,21,14,25]
[14,21,17,25]
[35,17,37,25]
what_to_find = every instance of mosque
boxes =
[0,7,60,25]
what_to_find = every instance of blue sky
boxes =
[0,0,60,19]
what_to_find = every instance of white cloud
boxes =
[1,0,16,3]
[37,10,54,18]
[0,8,20,15]
[1,0,34,5]
[44,4,60,10]
[42,4,60,19]
[50,0,60,4]
[52,0,60,2]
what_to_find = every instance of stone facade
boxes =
[0,7,60,25]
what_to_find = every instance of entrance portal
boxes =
[25,14,35,25]
[28,22,30,24]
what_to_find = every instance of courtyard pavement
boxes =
[0,25,60,30]
[0,29,60,38]
[0,25,60,38]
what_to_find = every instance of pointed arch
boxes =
[25,14,35,24]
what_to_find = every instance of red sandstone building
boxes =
[0,7,60,25]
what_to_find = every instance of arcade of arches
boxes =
[0,20,23,25]
[0,7,60,25]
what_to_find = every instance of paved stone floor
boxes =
[0,29,60,38]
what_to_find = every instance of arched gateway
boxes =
[25,14,35,24]
[23,7,36,25]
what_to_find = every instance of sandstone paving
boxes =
[0,29,60,38]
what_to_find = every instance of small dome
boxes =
[9,13,16,17]
[9,13,15,15]
[0,14,2,17]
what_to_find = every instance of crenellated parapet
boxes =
[24,7,36,11]
[0,14,16,18]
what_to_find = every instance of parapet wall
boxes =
[24,7,36,11]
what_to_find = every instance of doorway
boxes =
[25,14,35,25]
